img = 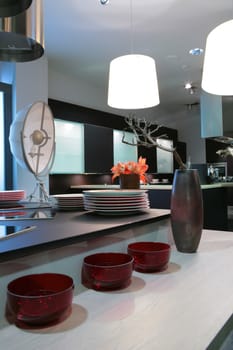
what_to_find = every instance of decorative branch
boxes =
[122,115,187,169]
[216,147,233,158]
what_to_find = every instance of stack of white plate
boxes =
[52,193,84,211]
[83,190,150,215]
[0,190,25,207]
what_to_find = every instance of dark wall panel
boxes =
[48,98,127,130]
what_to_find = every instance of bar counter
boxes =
[0,208,170,257]
[1,207,233,349]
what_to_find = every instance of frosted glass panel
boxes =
[114,130,138,163]
[0,92,4,189]
[157,139,173,173]
[50,119,84,174]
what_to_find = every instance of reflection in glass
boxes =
[157,139,173,173]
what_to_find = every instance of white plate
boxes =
[84,198,149,205]
[83,190,147,197]
[0,190,25,200]
[53,194,83,198]
[57,206,84,211]
[56,203,84,207]
[87,208,149,216]
[84,202,149,209]
[84,204,149,211]
[0,197,24,200]
[84,196,148,203]
[55,199,84,204]
[0,190,24,195]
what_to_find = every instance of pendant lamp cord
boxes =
[130,0,134,54]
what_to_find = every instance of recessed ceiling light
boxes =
[184,82,192,89]
[189,48,204,56]
[100,0,109,5]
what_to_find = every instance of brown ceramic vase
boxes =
[170,169,203,253]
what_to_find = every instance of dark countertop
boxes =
[70,183,233,190]
[0,208,170,260]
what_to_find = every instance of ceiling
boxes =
[43,0,232,122]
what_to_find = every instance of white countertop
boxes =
[2,228,233,349]
[71,182,233,190]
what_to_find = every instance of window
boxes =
[0,82,13,190]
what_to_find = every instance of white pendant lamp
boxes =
[107,0,160,109]
[201,19,233,95]
[108,54,160,109]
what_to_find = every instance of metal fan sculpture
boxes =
[9,101,55,204]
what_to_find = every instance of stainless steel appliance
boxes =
[207,162,227,181]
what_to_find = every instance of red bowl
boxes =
[7,273,74,326]
[82,252,134,291]
[128,241,171,273]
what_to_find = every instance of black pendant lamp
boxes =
[0,0,32,18]
[0,0,44,62]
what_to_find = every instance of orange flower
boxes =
[111,157,148,183]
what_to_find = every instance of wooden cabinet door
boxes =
[84,124,113,173]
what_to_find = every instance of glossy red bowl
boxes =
[7,273,74,326]
[128,241,171,273]
[82,252,134,291]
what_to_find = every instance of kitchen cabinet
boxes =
[175,141,186,168]
[84,124,113,173]
[113,130,138,163]
[49,99,186,175]
[138,145,156,172]
[138,139,175,173]
[156,138,173,173]
[51,119,84,174]
[51,121,114,174]
[148,185,228,230]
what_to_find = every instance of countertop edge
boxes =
[70,182,233,190]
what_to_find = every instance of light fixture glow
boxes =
[108,55,160,109]
[201,19,233,95]
[184,82,192,89]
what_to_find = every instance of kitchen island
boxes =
[0,208,170,257]
[1,222,233,349]
[0,230,233,350]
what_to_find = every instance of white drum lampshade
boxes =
[108,54,160,109]
[201,19,233,95]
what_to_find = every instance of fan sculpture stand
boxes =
[21,102,55,205]
[27,178,50,204]
[24,127,54,204]
[9,101,55,206]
